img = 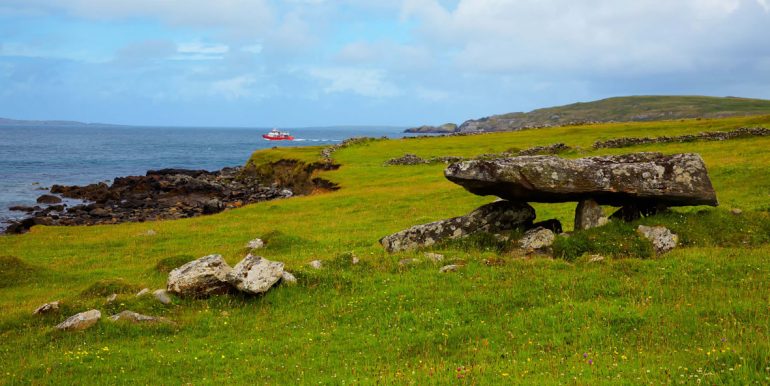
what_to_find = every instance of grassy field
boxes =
[1,115,770,384]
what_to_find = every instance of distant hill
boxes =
[405,96,770,133]
[0,117,121,127]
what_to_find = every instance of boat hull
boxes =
[262,135,295,141]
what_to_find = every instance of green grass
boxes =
[1,116,770,384]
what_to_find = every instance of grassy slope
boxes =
[1,116,770,384]
[469,95,770,131]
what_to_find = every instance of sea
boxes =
[0,125,409,231]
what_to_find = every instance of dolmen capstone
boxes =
[381,152,717,252]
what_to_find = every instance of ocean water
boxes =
[0,125,407,229]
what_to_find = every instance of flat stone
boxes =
[731,208,743,215]
[105,294,117,304]
[380,200,536,252]
[309,260,323,269]
[55,309,101,331]
[399,258,420,266]
[33,301,60,315]
[225,254,284,294]
[439,264,459,273]
[167,254,233,298]
[109,310,171,324]
[424,252,445,262]
[637,225,678,255]
[136,288,150,297]
[444,153,718,207]
[575,199,608,230]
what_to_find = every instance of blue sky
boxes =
[1,0,769,127]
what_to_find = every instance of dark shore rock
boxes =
[380,200,535,252]
[445,153,718,207]
[5,165,310,234]
[36,194,62,204]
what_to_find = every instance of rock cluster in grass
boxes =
[384,143,570,166]
[382,152,713,255]
[5,167,294,234]
[167,254,294,298]
[592,127,769,149]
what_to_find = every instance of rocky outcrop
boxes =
[637,225,678,255]
[404,123,458,134]
[380,200,536,252]
[167,254,232,298]
[5,167,296,234]
[55,309,101,331]
[36,194,62,204]
[385,154,427,165]
[593,127,770,149]
[225,255,284,295]
[445,153,718,207]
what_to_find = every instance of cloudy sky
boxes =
[1,0,769,127]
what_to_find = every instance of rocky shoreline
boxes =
[3,165,321,234]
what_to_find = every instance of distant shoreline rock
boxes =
[404,123,457,134]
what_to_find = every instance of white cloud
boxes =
[178,42,229,55]
[757,0,770,11]
[210,74,258,99]
[309,67,400,97]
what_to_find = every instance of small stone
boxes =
[439,264,459,273]
[351,254,360,265]
[587,254,606,263]
[105,294,117,304]
[637,225,678,255]
[309,260,323,269]
[575,199,608,230]
[246,238,265,249]
[33,301,60,315]
[519,227,556,252]
[399,258,419,266]
[143,229,157,236]
[731,208,743,215]
[136,288,150,297]
[109,310,171,324]
[153,289,171,305]
[281,271,297,284]
[424,252,445,262]
[55,309,101,331]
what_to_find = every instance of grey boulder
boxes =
[637,225,678,255]
[109,310,172,324]
[380,200,535,252]
[55,309,101,331]
[33,301,60,315]
[167,254,233,298]
[445,153,718,207]
[226,254,285,295]
[519,227,556,252]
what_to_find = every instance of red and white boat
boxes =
[262,128,295,141]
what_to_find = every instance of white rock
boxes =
[399,258,419,266]
[575,199,608,230]
[167,254,233,297]
[281,271,298,284]
[439,264,459,273]
[226,254,284,294]
[33,301,60,315]
[105,294,117,304]
[309,260,323,269]
[136,288,150,297]
[424,252,445,262]
[246,238,265,249]
[153,289,172,305]
[637,225,678,255]
[55,309,101,331]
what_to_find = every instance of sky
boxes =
[0,0,769,127]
